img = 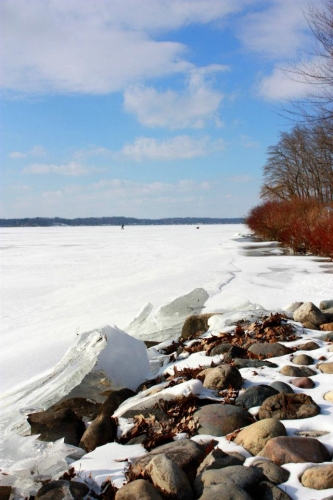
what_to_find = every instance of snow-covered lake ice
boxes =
[0,224,332,499]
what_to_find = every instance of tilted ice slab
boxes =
[125,287,209,342]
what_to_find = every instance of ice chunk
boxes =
[125,287,209,342]
[94,326,150,391]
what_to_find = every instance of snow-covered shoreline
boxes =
[0,226,332,499]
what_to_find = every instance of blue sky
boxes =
[0,0,317,219]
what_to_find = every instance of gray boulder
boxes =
[146,454,193,500]
[115,479,163,500]
[259,393,320,420]
[248,343,292,358]
[194,404,253,436]
[200,364,243,390]
[79,414,116,452]
[236,385,279,410]
[28,408,85,446]
[293,302,327,326]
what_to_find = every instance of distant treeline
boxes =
[0,216,244,227]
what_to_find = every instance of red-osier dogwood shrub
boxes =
[245,199,333,258]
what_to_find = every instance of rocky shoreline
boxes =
[1,300,333,500]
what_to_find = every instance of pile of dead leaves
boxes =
[118,395,199,451]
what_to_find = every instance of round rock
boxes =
[200,364,243,390]
[250,459,290,484]
[146,454,193,500]
[236,385,279,410]
[194,404,253,436]
[269,381,294,394]
[248,343,292,358]
[259,437,331,465]
[259,393,320,420]
[234,418,287,456]
[292,354,314,365]
[279,365,316,377]
[301,464,333,489]
[115,479,163,500]
[290,377,315,389]
[318,362,333,374]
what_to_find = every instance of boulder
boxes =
[181,314,215,340]
[115,479,163,500]
[302,321,319,330]
[279,365,316,377]
[324,391,333,402]
[320,322,333,332]
[258,393,320,420]
[293,302,327,326]
[236,385,279,410]
[194,404,253,436]
[131,439,205,483]
[248,343,292,358]
[223,345,247,363]
[200,364,243,391]
[45,397,101,421]
[99,388,136,416]
[301,464,333,489]
[197,483,252,500]
[197,448,244,474]
[250,459,290,484]
[269,381,294,394]
[259,437,331,465]
[318,362,333,374]
[320,300,333,310]
[292,354,314,365]
[234,418,287,456]
[321,332,333,341]
[145,454,193,500]
[290,377,315,389]
[194,465,266,497]
[209,343,233,356]
[0,487,12,500]
[297,341,320,350]
[79,414,116,452]
[36,480,89,500]
[28,408,85,446]
[233,358,277,369]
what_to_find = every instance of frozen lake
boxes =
[0,224,332,393]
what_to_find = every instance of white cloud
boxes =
[73,147,112,160]
[23,161,98,176]
[124,67,226,129]
[91,178,210,196]
[237,0,310,59]
[257,60,316,100]
[0,0,247,95]
[9,146,46,159]
[121,135,224,161]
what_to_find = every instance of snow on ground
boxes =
[0,225,332,499]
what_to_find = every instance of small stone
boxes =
[260,437,331,465]
[146,454,193,500]
[324,391,333,402]
[194,404,253,437]
[321,332,333,341]
[279,365,316,377]
[301,464,333,489]
[251,460,290,484]
[318,362,333,374]
[290,377,315,389]
[292,354,314,365]
[115,479,163,500]
[234,418,287,456]
[259,393,320,420]
[293,302,327,327]
[198,483,252,500]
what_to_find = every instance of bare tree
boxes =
[261,124,333,203]
[287,0,333,128]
